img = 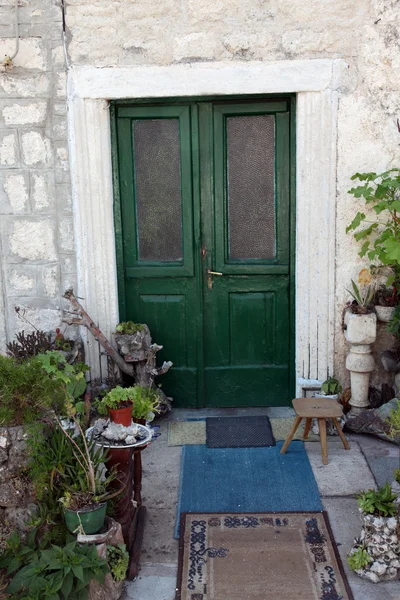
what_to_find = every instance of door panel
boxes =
[202,102,291,406]
[116,105,200,406]
[114,98,293,408]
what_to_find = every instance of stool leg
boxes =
[318,418,328,465]
[280,417,303,454]
[303,418,312,440]
[332,418,350,450]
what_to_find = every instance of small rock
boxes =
[0,436,8,449]
[370,561,387,576]
[101,423,128,441]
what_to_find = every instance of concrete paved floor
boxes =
[122,408,400,600]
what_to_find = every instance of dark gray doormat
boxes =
[206,416,276,448]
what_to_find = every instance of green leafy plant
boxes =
[26,422,114,510]
[115,321,144,335]
[95,385,134,415]
[320,376,342,396]
[37,351,89,412]
[346,169,400,268]
[347,279,374,314]
[106,544,129,583]
[3,539,108,600]
[357,483,398,517]
[130,385,161,420]
[347,547,372,571]
[0,355,65,426]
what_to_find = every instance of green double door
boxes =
[113,97,294,408]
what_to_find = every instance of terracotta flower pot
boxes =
[109,403,132,427]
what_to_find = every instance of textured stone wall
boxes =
[0,425,35,528]
[0,0,75,351]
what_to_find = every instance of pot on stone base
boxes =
[344,310,377,415]
[349,510,400,583]
[375,306,396,323]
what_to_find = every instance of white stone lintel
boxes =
[69,59,348,100]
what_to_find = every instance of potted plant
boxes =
[348,483,399,583]
[130,385,161,424]
[114,321,150,362]
[57,429,120,535]
[375,284,398,322]
[347,169,400,319]
[315,376,342,400]
[95,386,134,427]
[36,351,122,535]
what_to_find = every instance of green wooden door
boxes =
[113,98,294,408]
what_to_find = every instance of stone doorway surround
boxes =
[67,59,347,394]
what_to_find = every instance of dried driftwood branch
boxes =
[62,289,173,413]
[62,289,135,377]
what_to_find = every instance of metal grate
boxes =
[227,115,276,260]
[133,119,183,261]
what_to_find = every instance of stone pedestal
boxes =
[78,517,125,600]
[344,311,377,415]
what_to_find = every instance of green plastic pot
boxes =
[63,502,107,535]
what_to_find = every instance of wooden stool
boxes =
[280,398,350,465]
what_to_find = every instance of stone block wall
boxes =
[0,0,75,351]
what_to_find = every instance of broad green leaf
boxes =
[61,571,74,599]
[389,200,400,212]
[348,184,373,199]
[354,223,378,241]
[72,565,84,583]
[379,178,400,188]
[6,557,22,575]
[350,172,377,181]
[346,212,366,233]
[383,238,400,264]
[359,241,370,257]
[373,200,391,213]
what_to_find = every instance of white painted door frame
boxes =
[68,59,346,394]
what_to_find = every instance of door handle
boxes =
[207,270,223,290]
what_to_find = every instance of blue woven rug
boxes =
[174,441,322,538]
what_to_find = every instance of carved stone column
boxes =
[344,311,377,414]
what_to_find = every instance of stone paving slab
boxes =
[122,564,177,600]
[305,440,377,496]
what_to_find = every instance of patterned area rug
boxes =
[177,512,353,600]
[168,418,319,446]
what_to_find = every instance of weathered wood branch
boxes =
[62,289,173,413]
[62,289,135,377]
